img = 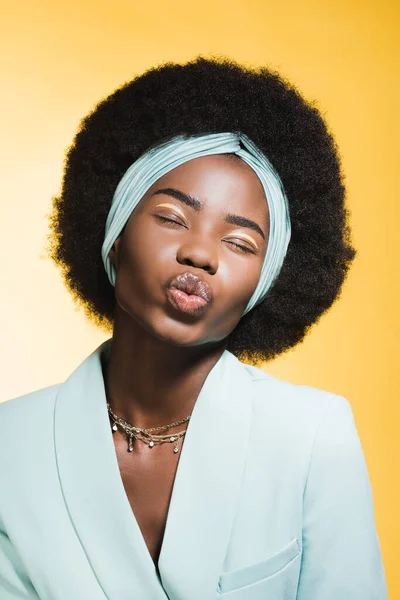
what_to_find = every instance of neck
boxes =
[102,307,227,432]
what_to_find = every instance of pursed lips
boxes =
[167,271,212,303]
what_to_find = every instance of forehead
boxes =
[145,153,269,216]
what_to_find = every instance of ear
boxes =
[108,235,122,266]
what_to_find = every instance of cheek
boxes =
[218,257,263,306]
[114,223,158,299]
[200,260,263,339]
[115,219,182,312]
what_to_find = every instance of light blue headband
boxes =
[101,132,291,317]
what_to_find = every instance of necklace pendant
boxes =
[149,441,154,448]
[128,435,134,452]
[112,423,118,432]
[173,443,179,454]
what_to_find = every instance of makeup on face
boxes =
[155,202,260,250]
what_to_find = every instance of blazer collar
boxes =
[54,338,254,600]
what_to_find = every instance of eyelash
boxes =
[154,215,255,254]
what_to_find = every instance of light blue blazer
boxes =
[0,339,388,599]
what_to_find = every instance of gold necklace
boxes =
[107,403,191,454]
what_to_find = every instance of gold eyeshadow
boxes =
[155,202,258,249]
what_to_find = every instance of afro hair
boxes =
[45,55,357,366]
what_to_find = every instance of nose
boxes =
[176,237,218,274]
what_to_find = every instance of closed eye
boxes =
[227,241,255,254]
[154,215,255,254]
[155,215,183,228]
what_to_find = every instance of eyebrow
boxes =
[152,187,266,240]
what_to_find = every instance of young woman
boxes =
[0,57,387,599]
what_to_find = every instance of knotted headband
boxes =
[101,132,291,317]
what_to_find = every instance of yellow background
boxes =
[1,0,398,596]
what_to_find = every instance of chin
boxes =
[152,312,212,347]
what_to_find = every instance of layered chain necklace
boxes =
[107,403,191,454]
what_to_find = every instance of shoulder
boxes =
[0,384,61,440]
[242,360,354,438]
[1,383,61,411]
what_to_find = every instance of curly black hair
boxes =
[45,55,357,366]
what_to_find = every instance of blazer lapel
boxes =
[54,339,253,600]
[158,348,253,600]
[54,339,167,600]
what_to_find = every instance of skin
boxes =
[105,153,270,430]
[103,153,270,565]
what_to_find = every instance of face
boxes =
[108,153,269,347]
